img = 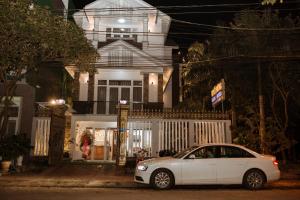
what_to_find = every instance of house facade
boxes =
[66,0,180,161]
[66,0,231,162]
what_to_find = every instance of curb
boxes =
[0,179,299,189]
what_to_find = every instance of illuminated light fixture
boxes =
[120,28,125,31]
[119,100,127,105]
[118,18,126,23]
[50,99,56,105]
[49,99,65,105]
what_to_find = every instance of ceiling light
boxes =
[118,18,126,23]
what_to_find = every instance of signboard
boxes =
[211,79,225,107]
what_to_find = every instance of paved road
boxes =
[0,187,300,200]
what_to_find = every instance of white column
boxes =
[143,18,148,42]
[94,17,100,41]
[173,121,178,152]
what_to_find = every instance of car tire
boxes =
[150,169,174,190]
[243,169,266,190]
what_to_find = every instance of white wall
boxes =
[148,73,158,102]
[163,76,172,108]
[79,73,89,101]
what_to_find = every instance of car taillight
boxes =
[273,160,279,166]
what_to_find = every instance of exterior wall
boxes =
[69,114,232,160]
[148,73,158,102]
[73,71,80,100]
[158,74,163,103]
[79,73,88,101]
[143,74,149,103]
[88,73,95,101]
[163,76,172,108]
[71,0,177,108]
[0,83,35,137]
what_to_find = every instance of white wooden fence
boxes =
[31,117,51,156]
[127,118,231,157]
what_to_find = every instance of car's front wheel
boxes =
[150,169,174,190]
[243,169,266,190]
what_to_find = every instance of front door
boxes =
[92,128,115,161]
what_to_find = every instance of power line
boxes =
[172,19,300,31]
[83,30,300,36]
[48,1,300,12]
[67,8,300,16]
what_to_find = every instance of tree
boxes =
[183,10,300,159]
[182,42,222,110]
[262,0,284,5]
[0,0,99,138]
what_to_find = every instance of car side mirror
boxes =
[188,154,196,159]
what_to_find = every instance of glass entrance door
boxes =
[92,128,115,161]
[109,87,130,114]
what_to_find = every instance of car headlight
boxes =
[137,165,148,171]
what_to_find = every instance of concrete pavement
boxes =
[1,175,300,189]
[0,162,299,189]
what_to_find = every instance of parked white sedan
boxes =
[134,144,280,190]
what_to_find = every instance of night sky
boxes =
[72,0,300,48]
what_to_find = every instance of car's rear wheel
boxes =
[150,169,174,190]
[243,169,266,190]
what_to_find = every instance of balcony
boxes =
[98,39,142,50]
[72,101,164,115]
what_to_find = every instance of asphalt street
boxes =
[0,187,300,200]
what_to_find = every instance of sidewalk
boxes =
[0,162,300,189]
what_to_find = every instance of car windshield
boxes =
[172,146,199,158]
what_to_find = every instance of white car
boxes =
[134,143,280,190]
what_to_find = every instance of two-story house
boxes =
[66,0,180,161]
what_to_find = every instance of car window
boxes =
[173,146,199,158]
[187,146,218,159]
[220,146,255,158]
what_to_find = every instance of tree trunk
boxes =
[257,62,266,154]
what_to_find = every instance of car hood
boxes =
[138,156,175,165]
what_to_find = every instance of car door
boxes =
[181,146,217,184]
[216,146,255,184]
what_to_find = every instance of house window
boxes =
[96,80,143,114]
[106,27,136,41]
[109,80,131,86]
[106,28,112,38]
[0,97,22,135]
[108,51,133,67]
[133,81,142,110]
[98,80,107,85]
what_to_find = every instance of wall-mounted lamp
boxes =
[50,99,65,105]
[118,18,126,23]
[119,100,128,105]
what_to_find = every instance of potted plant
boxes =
[0,134,31,173]
[14,134,32,167]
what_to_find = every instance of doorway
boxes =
[92,128,117,161]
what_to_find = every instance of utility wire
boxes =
[48,1,300,12]
[172,19,300,31]
[67,8,300,16]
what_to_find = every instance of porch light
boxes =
[118,18,126,23]
[49,99,65,105]
[119,100,127,105]
[50,99,56,105]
